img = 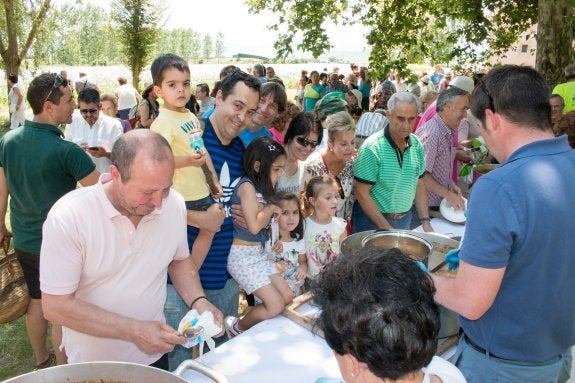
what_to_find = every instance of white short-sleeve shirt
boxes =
[65,114,123,173]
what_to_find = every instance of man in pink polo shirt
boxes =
[40,130,223,370]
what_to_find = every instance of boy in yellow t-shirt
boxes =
[150,53,222,268]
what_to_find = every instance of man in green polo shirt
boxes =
[0,72,99,368]
[352,92,433,233]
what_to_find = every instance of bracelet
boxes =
[190,295,208,309]
[420,217,431,222]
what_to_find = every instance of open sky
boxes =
[162,0,369,60]
[56,0,370,62]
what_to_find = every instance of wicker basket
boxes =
[0,237,30,323]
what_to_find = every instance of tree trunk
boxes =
[1,0,51,90]
[536,0,574,87]
[1,0,21,90]
[132,60,141,91]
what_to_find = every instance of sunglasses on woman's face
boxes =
[295,136,319,149]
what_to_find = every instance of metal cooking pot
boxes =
[2,360,227,383]
[341,230,460,338]
[360,231,433,266]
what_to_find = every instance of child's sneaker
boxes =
[224,316,243,339]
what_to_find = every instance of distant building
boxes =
[489,25,537,67]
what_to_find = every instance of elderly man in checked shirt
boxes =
[416,87,468,212]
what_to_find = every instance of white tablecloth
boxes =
[415,217,466,238]
[186,315,341,383]
[182,219,467,383]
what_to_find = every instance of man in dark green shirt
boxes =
[0,72,99,368]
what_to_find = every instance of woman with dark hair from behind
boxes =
[137,85,159,129]
[312,247,466,383]
[185,94,200,115]
[210,80,222,98]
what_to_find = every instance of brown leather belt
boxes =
[382,211,409,220]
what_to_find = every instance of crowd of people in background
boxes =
[2,58,575,383]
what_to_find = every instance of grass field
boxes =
[0,119,37,380]
[0,317,35,380]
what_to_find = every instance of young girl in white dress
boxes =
[302,175,347,281]
[225,137,293,337]
[266,192,307,297]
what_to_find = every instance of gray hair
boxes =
[551,94,565,107]
[387,92,421,115]
[253,64,266,77]
[436,86,469,113]
[326,111,355,142]
[111,130,173,182]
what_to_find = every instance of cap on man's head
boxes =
[324,91,345,101]
[445,72,453,78]
[450,76,474,93]
[420,75,430,85]
[316,94,347,118]
[376,80,397,94]
[142,84,154,98]
[349,89,363,106]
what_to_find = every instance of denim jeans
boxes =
[453,335,570,383]
[351,201,413,233]
[164,278,239,371]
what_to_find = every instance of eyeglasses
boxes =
[478,79,495,112]
[79,108,98,115]
[43,74,66,104]
[295,136,319,149]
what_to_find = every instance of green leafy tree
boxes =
[215,32,225,62]
[177,29,193,61]
[0,0,51,85]
[189,31,202,63]
[153,28,202,62]
[202,33,213,61]
[39,1,120,66]
[246,0,574,84]
[111,0,165,88]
